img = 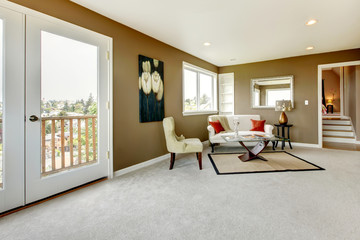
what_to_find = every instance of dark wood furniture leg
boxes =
[169,153,176,170]
[287,127,293,149]
[274,126,280,149]
[238,141,269,162]
[275,123,293,150]
[196,152,202,170]
[281,126,285,150]
[211,143,215,153]
[271,141,276,150]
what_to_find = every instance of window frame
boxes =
[254,88,260,107]
[265,88,291,107]
[182,62,218,116]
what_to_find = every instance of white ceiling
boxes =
[71,0,360,67]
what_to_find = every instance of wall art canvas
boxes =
[139,55,164,122]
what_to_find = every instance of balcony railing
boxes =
[41,115,97,176]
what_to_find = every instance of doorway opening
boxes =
[318,61,360,150]
[0,4,113,213]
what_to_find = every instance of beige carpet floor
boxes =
[1,145,360,240]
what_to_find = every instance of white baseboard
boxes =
[291,142,321,148]
[114,141,209,177]
[114,153,169,177]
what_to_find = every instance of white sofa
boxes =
[207,115,274,152]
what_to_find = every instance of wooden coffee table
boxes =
[222,134,284,162]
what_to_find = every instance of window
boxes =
[266,89,291,106]
[182,62,217,115]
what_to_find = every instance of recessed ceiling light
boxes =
[306,19,317,26]
[203,42,211,46]
[306,46,314,50]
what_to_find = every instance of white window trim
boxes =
[182,61,218,116]
[254,88,260,106]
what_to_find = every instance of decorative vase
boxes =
[234,120,239,137]
[279,111,288,125]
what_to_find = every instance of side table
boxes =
[326,105,333,114]
[274,124,293,150]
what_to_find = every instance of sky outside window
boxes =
[41,31,98,102]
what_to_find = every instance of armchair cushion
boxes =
[181,138,203,153]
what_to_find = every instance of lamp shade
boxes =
[327,99,333,104]
[275,100,292,112]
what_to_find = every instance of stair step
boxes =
[323,135,355,139]
[323,131,355,137]
[323,129,353,132]
[323,136,356,143]
[323,125,352,131]
[323,120,351,125]
[324,118,341,120]
[322,117,349,120]
[323,124,351,126]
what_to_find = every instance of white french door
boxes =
[0,6,25,213]
[25,15,110,203]
[0,4,111,212]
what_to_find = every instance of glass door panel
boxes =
[26,15,110,204]
[0,6,25,213]
[40,31,99,176]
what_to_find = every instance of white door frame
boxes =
[0,1,113,180]
[25,14,112,203]
[317,60,360,148]
[0,0,113,180]
[0,0,114,211]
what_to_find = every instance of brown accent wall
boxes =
[9,0,218,170]
[219,49,360,144]
[356,66,360,141]
[322,70,340,112]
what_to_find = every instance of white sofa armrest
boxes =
[207,125,215,138]
[264,124,274,135]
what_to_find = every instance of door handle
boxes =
[29,115,39,122]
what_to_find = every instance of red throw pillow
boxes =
[250,119,266,132]
[209,121,225,133]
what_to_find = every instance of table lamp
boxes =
[275,100,292,125]
[327,99,333,105]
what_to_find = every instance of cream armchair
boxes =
[163,117,203,170]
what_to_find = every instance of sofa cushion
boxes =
[228,115,260,131]
[250,119,266,132]
[209,120,225,133]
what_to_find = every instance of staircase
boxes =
[323,117,356,143]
